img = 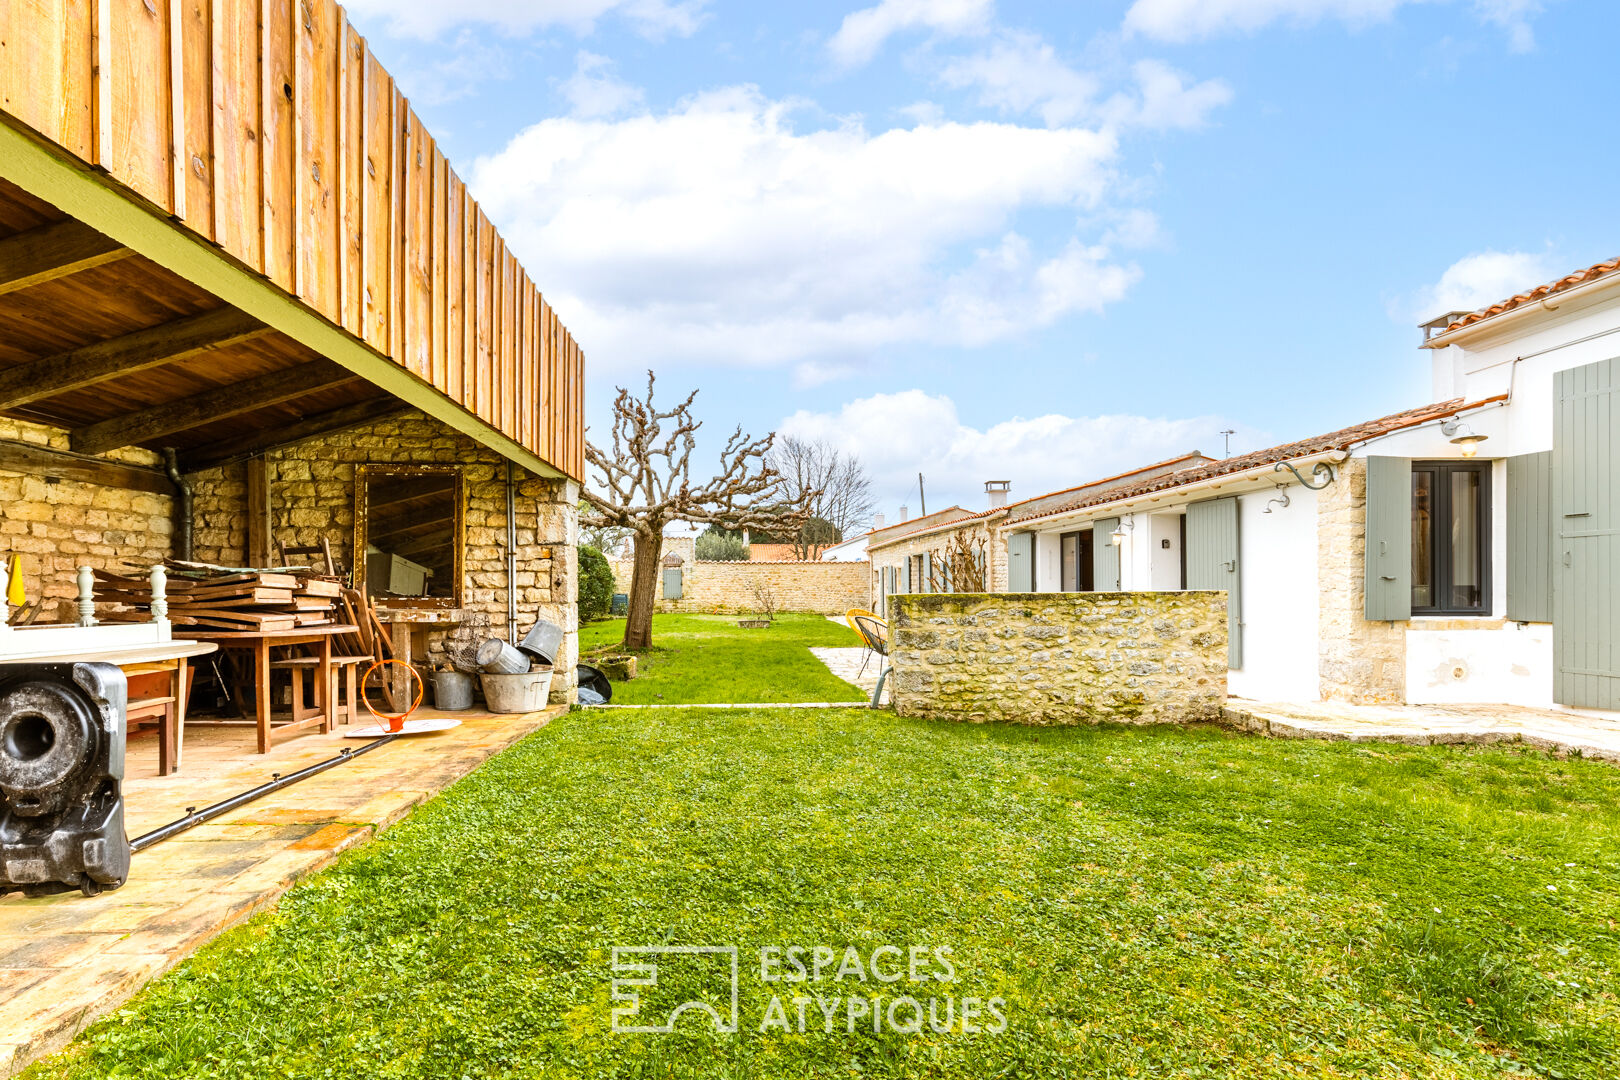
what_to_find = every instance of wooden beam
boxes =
[70,362,357,455]
[245,455,271,567]
[179,396,410,472]
[0,438,174,495]
[0,308,270,411]
[0,219,133,296]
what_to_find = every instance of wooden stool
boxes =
[270,656,327,731]
[327,655,369,727]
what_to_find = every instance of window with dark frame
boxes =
[1411,459,1491,615]
[1059,530,1094,591]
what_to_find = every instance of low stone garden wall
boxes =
[609,556,870,615]
[888,592,1227,725]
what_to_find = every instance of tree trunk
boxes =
[623,529,663,651]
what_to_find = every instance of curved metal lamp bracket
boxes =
[1273,461,1336,490]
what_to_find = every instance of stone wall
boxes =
[1316,456,1405,704]
[609,554,869,615]
[889,591,1227,725]
[0,418,175,619]
[189,410,580,702]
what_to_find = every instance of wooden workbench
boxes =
[181,626,357,753]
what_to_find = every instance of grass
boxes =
[578,613,868,704]
[29,710,1620,1079]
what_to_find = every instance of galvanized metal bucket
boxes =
[480,670,553,714]
[431,671,475,711]
[476,638,529,675]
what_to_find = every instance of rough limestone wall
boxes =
[1317,456,1405,704]
[609,557,869,614]
[889,591,1227,725]
[189,410,580,703]
[0,417,175,619]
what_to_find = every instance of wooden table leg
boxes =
[390,621,412,707]
[255,639,271,753]
[318,633,334,733]
[171,658,187,772]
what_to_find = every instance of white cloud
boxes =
[938,34,1230,132]
[341,0,708,41]
[394,31,510,106]
[560,51,645,118]
[828,0,995,69]
[779,390,1257,511]
[470,87,1138,374]
[1123,0,1542,50]
[1410,250,1555,322]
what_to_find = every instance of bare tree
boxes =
[582,372,815,650]
[769,435,877,559]
[926,532,988,593]
[577,501,632,557]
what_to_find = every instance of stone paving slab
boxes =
[0,704,564,1077]
[1224,699,1620,762]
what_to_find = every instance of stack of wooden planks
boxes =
[93,563,344,632]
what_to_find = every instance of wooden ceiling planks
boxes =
[0,0,585,479]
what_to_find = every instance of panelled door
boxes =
[1554,357,1620,708]
[1185,497,1241,669]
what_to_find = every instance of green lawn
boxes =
[30,710,1620,1079]
[578,613,868,704]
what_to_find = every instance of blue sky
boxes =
[340,0,1619,518]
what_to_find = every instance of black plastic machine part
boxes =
[0,662,130,898]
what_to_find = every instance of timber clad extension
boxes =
[0,0,583,479]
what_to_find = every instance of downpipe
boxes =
[162,448,193,561]
[505,461,519,643]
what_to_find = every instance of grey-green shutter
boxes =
[1507,451,1554,623]
[1007,532,1033,591]
[976,548,987,591]
[1093,518,1120,591]
[1554,357,1620,709]
[921,553,933,593]
[903,558,912,593]
[661,567,683,600]
[1185,498,1241,668]
[1364,456,1412,622]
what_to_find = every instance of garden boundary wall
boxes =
[609,556,869,615]
[888,592,1227,724]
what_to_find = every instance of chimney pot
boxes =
[872,512,885,529]
[984,480,1011,510]
[898,505,909,522]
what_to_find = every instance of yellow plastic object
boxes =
[5,554,24,608]
[845,608,889,653]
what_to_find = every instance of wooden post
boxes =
[246,455,272,567]
[76,565,97,626]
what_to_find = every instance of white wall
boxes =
[1229,487,1320,701]
[1033,531,1061,591]
[1148,511,1181,589]
[1406,623,1553,705]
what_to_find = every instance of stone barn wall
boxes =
[888,591,1227,725]
[188,410,580,702]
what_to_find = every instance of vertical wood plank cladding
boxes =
[212,0,261,271]
[443,167,464,403]
[259,0,294,291]
[336,14,361,334]
[293,0,338,320]
[178,0,213,238]
[108,0,172,211]
[428,146,447,392]
[0,0,95,161]
[1,0,584,479]
[401,105,431,379]
[359,48,390,350]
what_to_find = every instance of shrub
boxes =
[577,544,615,622]
[696,533,749,561]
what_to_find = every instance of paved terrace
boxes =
[0,706,563,1076]
[1226,700,1620,762]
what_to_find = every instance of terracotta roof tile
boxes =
[1443,257,1620,334]
[1004,396,1506,526]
